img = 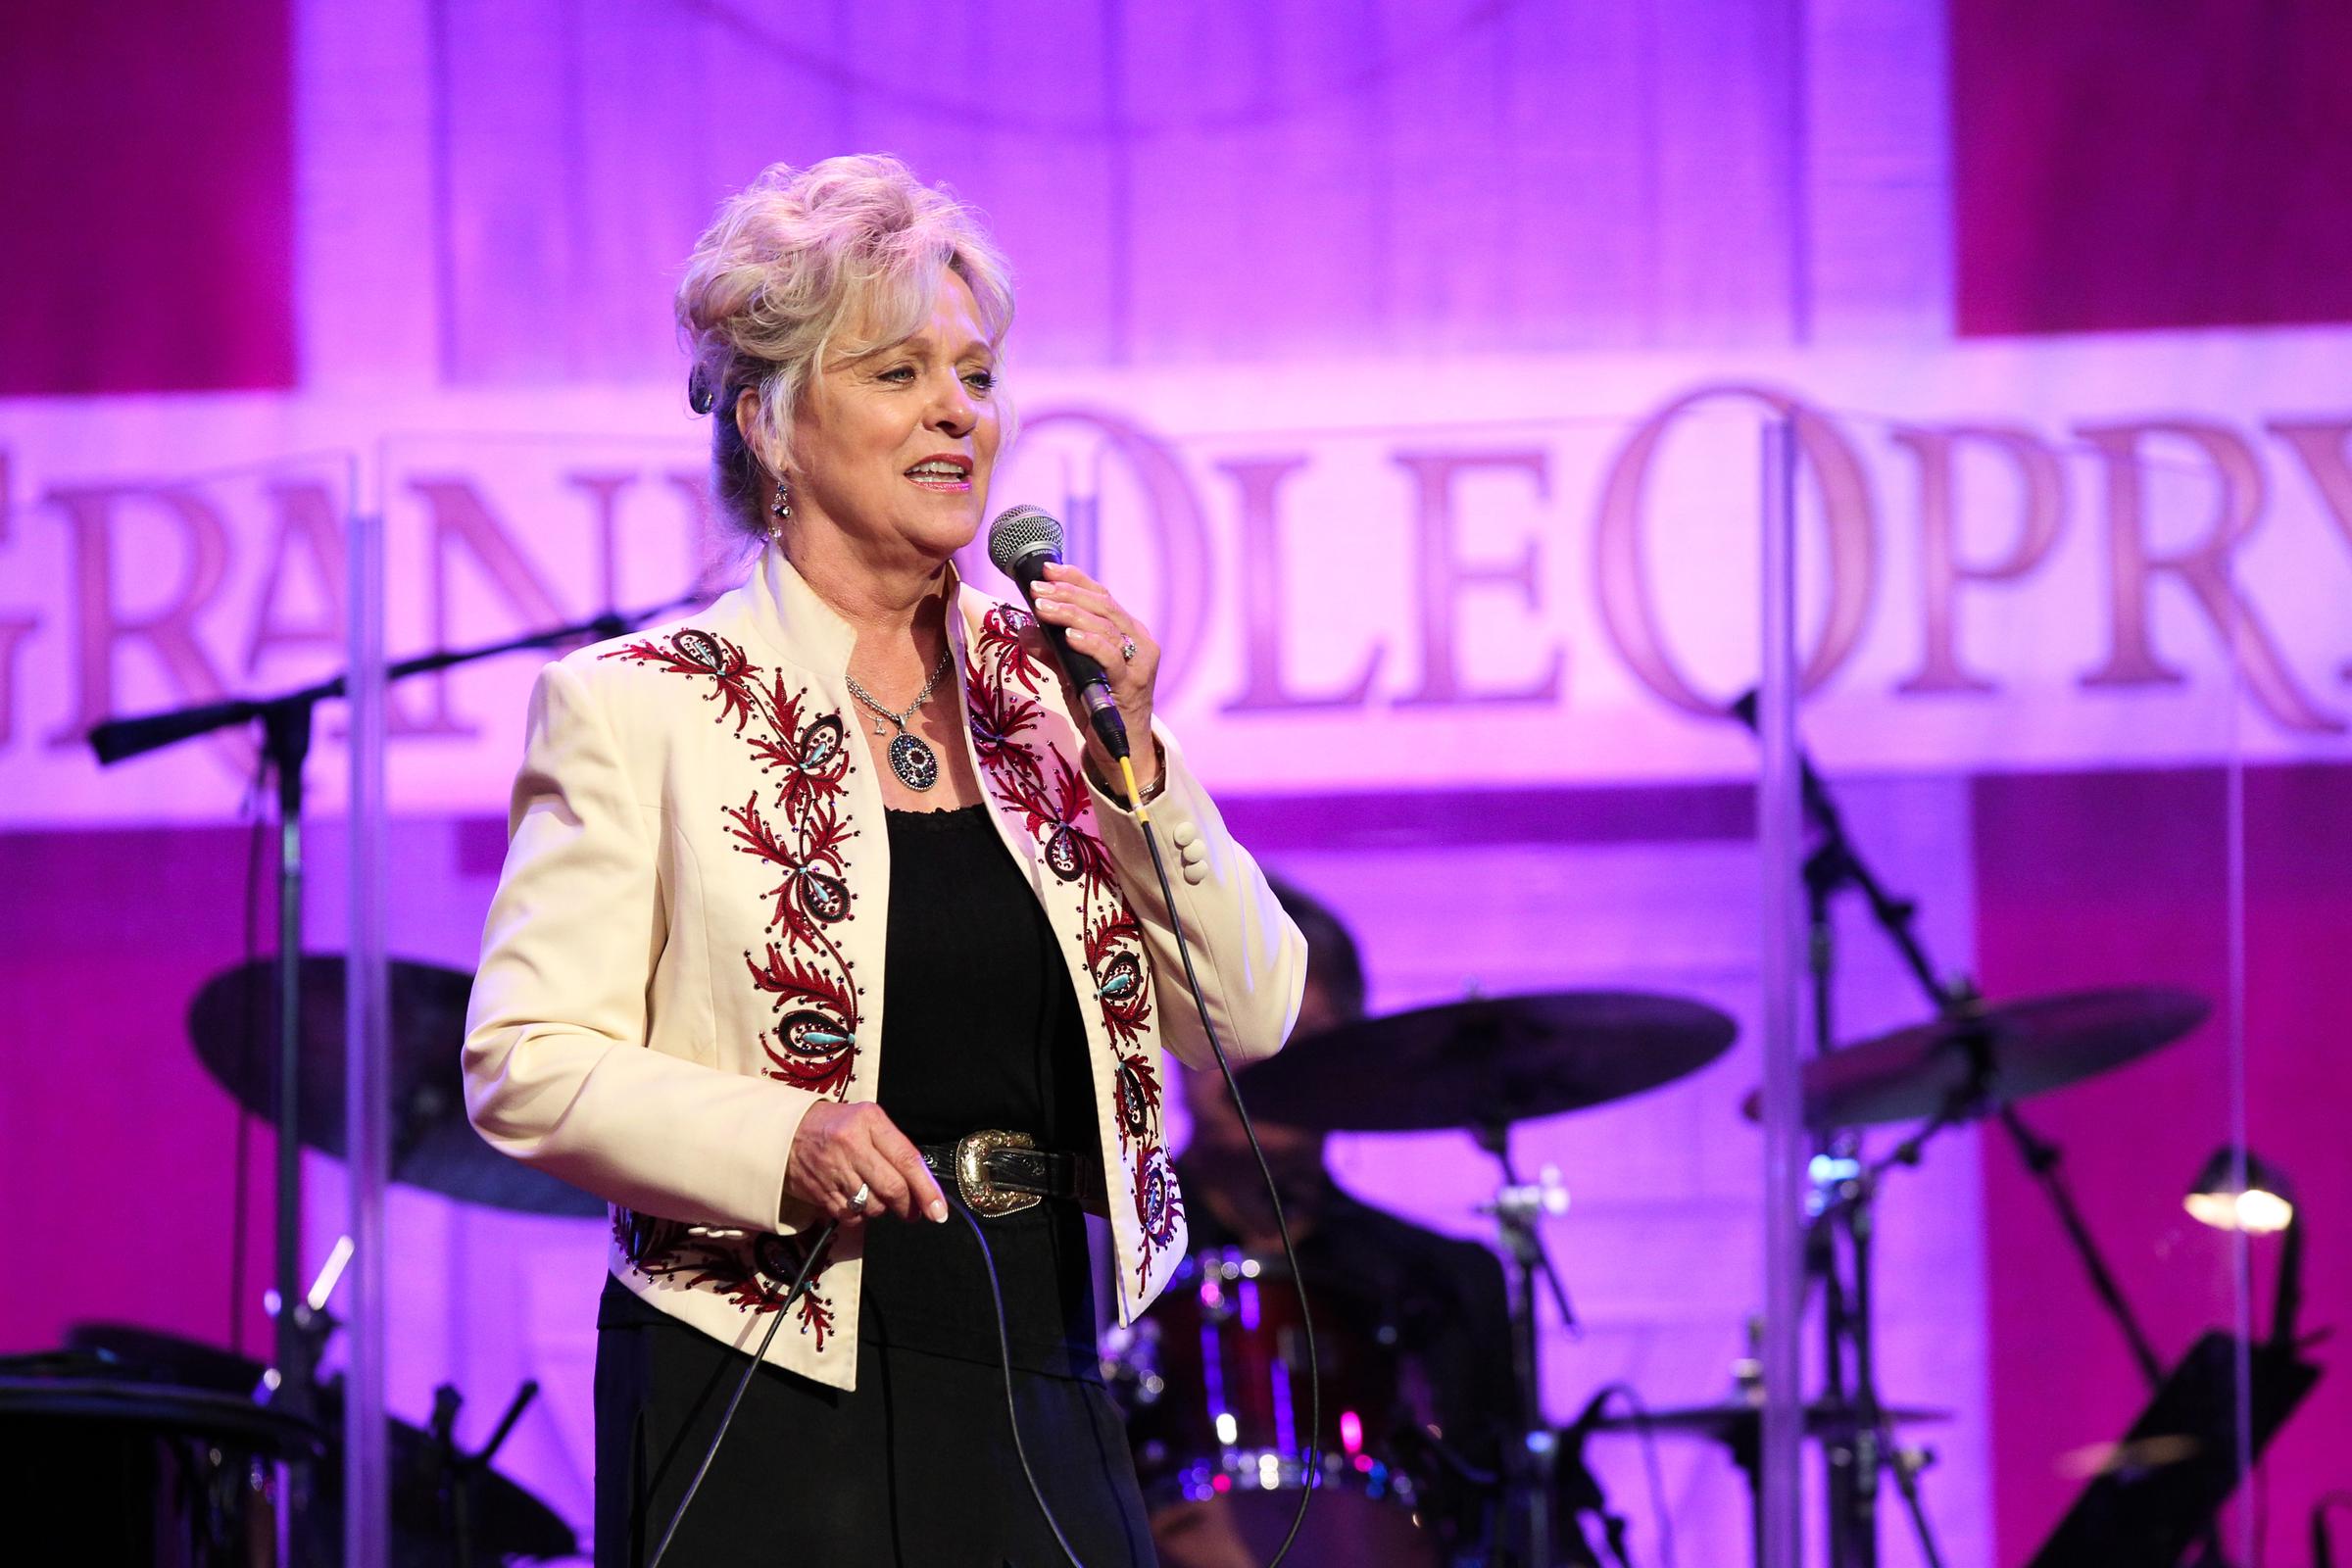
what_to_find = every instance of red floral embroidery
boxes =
[1132,1146,1185,1290]
[605,628,760,732]
[971,606,1051,695]
[724,791,854,945]
[963,604,1177,1288]
[614,1210,837,1348]
[603,626,861,1329]
[1086,909,1151,1044]
[747,942,860,1097]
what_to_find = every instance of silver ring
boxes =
[1118,634,1139,663]
[849,1182,871,1209]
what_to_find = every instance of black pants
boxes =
[593,1277,1156,1567]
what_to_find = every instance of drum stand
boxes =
[1786,751,1952,1568]
[428,1378,542,1568]
[1810,1127,1951,1568]
[1474,1120,1590,1568]
[1786,742,2186,1568]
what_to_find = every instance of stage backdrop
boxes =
[6,2,2349,1565]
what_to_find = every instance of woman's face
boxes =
[781,267,1002,571]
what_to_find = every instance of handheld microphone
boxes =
[987,505,1130,760]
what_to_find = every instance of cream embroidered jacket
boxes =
[461,547,1306,1391]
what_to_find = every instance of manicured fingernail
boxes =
[929,1200,949,1223]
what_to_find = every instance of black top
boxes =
[856,805,1102,1379]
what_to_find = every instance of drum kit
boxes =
[38,590,696,1564]
[0,955,587,1567]
[1105,688,2218,1568]
[24,656,2217,1566]
[1101,978,2212,1568]
[3,954,2210,1568]
[0,970,2217,1568]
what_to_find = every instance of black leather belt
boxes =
[916,1131,1092,1217]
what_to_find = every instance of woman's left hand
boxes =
[1025,562,1161,799]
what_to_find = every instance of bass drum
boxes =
[1108,1248,1444,1568]
[0,1364,321,1566]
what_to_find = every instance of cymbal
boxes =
[1760,987,2210,1129]
[1231,991,1740,1133]
[1588,1399,1950,1445]
[189,956,604,1217]
[64,1323,576,1561]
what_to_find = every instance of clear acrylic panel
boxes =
[318,428,717,1565]
[1147,398,1788,1567]
[2215,414,2339,1568]
[1752,404,2258,1568]
[13,447,381,1559]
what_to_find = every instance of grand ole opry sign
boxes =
[4,329,2349,825]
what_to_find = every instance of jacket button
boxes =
[1182,859,1208,885]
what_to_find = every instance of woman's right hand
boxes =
[784,1101,951,1225]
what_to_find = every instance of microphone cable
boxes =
[1113,751,1323,1568]
[648,750,1320,1568]
[956,751,1325,1568]
[645,1219,840,1568]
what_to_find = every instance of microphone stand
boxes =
[1474,1118,1582,1567]
[431,1377,541,1568]
[1803,835,1866,1568]
[1735,691,2209,1568]
[1732,694,1957,1568]
[89,591,699,1563]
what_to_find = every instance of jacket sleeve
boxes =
[1087,723,1306,1073]
[462,659,818,1234]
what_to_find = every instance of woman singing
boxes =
[460,155,1306,1565]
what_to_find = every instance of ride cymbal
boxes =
[1232,991,1739,1133]
[188,956,604,1217]
[1752,986,2210,1130]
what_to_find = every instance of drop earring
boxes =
[769,476,791,521]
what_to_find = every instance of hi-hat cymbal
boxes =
[189,956,604,1217]
[1231,991,1740,1133]
[1754,987,2210,1130]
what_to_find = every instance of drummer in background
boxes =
[1158,878,1518,1567]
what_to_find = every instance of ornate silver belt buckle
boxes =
[956,1129,1041,1217]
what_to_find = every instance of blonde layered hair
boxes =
[675,155,1016,537]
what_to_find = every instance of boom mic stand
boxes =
[88,591,699,1562]
[1733,694,2190,1568]
[1732,694,1954,1568]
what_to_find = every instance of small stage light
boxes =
[2183,1147,2294,1235]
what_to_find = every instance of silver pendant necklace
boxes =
[845,645,954,792]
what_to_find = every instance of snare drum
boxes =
[1108,1248,1442,1567]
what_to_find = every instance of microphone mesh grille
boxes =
[987,504,1063,576]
